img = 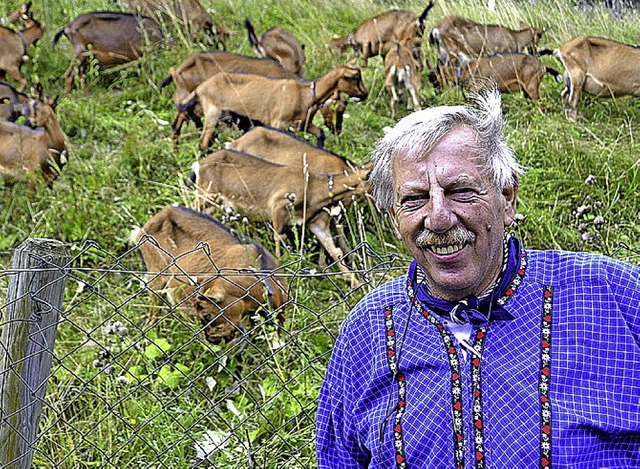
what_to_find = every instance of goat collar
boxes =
[16,29,28,53]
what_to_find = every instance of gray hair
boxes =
[369,88,524,211]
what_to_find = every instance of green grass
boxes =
[2,0,640,467]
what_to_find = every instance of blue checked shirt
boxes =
[316,249,640,468]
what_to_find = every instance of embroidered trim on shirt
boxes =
[540,286,553,469]
[416,302,466,469]
[384,306,408,469]
[471,327,488,468]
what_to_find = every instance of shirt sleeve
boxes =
[316,323,371,468]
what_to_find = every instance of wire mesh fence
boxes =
[2,238,639,468]
[0,236,408,469]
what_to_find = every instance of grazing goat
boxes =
[53,11,163,95]
[178,64,368,150]
[189,149,371,286]
[317,95,347,135]
[384,38,423,118]
[119,0,230,48]
[0,81,31,122]
[0,11,43,91]
[429,16,545,65]
[540,36,640,119]
[0,86,67,187]
[329,1,433,66]
[5,2,31,25]
[226,126,364,175]
[244,18,306,77]
[160,51,294,142]
[429,53,561,100]
[131,205,289,343]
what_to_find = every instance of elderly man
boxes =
[316,89,640,468]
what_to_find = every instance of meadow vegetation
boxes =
[1,0,639,466]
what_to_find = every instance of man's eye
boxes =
[449,189,476,200]
[401,195,428,207]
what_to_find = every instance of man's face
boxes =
[390,125,517,301]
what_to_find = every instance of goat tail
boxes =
[428,28,440,45]
[52,28,66,46]
[244,18,260,50]
[419,0,435,26]
[177,90,198,114]
[546,66,563,83]
[159,73,173,90]
[537,48,555,57]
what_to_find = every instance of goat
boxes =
[0,85,67,188]
[119,0,231,48]
[429,16,545,65]
[226,126,365,175]
[384,38,423,118]
[131,205,289,343]
[160,51,294,143]
[53,11,163,95]
[0,81,31,122]
[178,64,368,151]
[5,2,31,25]
[429,52,561,100]
[0,11,43,91]
[329,1,433,67]
[539,36,640,120]
[244,18,306,77]
[188,149,371,286]
[317,95,347,135]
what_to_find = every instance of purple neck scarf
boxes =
[408,234,521,326]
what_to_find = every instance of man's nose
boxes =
[424,192,455,233]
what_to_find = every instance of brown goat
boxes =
[131,205,289,343]
[53,11,163,95]
[317,95,347,135]
[0,81,31,122]
[160,51,294,142]
[5,2,31,25]
[244,18,306,77]
[0,12,44,91]
[188,149,371,285]
[178,64,368,150]
[120,0,230,48]
[429,16,545,65]
[226,126,363,175]
[0,86,67,187]
[540,36,640,120]
[384,38,423,118]
[429,53,560,100]
[329,1,433,67]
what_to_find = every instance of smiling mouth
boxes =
[428,243,466,255]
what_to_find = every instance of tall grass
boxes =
[1,0,640,466]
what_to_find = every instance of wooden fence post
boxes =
[0,238,70,469]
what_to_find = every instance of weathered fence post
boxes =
[0,238,70,469]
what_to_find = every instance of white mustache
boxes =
[415,226,476,248]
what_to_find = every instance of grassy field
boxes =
[1,0,640,466]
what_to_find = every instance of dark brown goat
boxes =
[0,81,31,122]
[0,12,44,91]
[244,18,306,77]
[160,51,294,142]
[120,0,231,48]
[0,86,67,187]
[329,1,433,66]
[53,11,163,95]
[131,205,289,343]
[429,16,545,65]
[429,53,560,100]
[189,149,371,286]
[178,64,368,150]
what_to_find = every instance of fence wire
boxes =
[1,239,639,468]
[0,238,407,468]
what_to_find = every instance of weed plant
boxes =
[1,0,640,467]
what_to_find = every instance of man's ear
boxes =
[502,182,518,227]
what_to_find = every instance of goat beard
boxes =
[415,226,477,249]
